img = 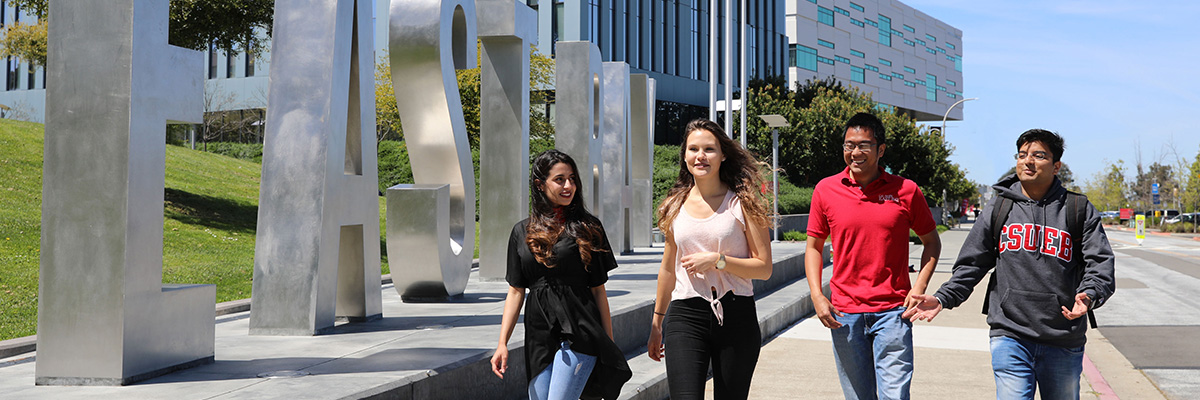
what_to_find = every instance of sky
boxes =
[902,0,1200,187]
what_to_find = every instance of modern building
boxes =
[2,0,793,138]
[529,0,787,111]
[785,0,964,121]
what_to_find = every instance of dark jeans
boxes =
[663,293,761,400]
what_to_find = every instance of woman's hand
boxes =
[679,251,720,275]
[647,324,665,361]
[491,345,509,378]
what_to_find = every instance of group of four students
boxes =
[489,112,1116,400]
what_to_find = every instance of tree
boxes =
[1083,160,1129,212]
[1,0,274,67]
[740,75,976,206]
[1182,147,1200,213]
[374,45,556,147]
[1132,162,1177,210]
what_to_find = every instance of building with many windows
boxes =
[1,0,792,139]
[529,0,787,112]
[786,0,964,121]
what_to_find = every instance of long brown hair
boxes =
[526,149,608,268]
[656,119,770,236]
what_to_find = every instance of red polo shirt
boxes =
[806,167,935,313]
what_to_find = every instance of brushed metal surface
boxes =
[388,0,478,299]
[38,0,214,385]
[477,0,536,281]
[629,74,656,247]
[601,62,630,253]
[250,0,383,336]
[554,41,604,215]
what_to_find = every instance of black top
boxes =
[507,218,631,399]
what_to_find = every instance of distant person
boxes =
[904,129,1116,400]
[805,112,942,400]
[491,149,631,400]
[646,119,773,399]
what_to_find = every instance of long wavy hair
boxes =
[656,119,770,236]
[526,149,608,268]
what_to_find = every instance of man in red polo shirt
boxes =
[805,112,942,400]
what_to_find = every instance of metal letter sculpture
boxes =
[250,0,382,335]
[629,74,657,247]
[38,0,214,384]
[601,62,631,253]
[477,0,536,281]
[555,41,605,217]
[388,0,478,299]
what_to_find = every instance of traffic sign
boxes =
[1152,183,1159,194]
[1153,193,1161,205]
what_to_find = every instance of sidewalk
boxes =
[746,222,1166,400]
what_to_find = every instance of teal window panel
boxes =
[834,6,850,16]
[903,25,915,33]
[946,42,956,50]
[851,66,865,83]
[946,79,956,86]
[926,33,936,42]
[878,15,891,47]
[865,64,878,72]
[850,49,865,58]
[818,39,835,49]
[818,7,835,26]
[818,56,835,65]
[851,18,864,27]
[904,66,916,74]
[793,44,818,71]
[879,73,892,81]
[904,81,916,87]
[835,55,851,64]
[892,72,903,79]
[903,38,915,46]
[879,58,891,66]
[849,2,864,12]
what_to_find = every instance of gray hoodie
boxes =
[933,174,1116,348]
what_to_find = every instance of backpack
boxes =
[983,191,1097,329]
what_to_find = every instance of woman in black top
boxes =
[491,149,631,400]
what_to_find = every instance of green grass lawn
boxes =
[0,119,484,341]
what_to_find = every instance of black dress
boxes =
[507,218,632,399]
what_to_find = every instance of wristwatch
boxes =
[716,253,726,270]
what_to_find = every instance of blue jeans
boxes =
[990,336,1084,400]
[528,340,597,400]
[830,306,914,400]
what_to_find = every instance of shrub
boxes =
[377,140,414,194]
[200,142,265,163]
[782,230,807,241]
[1162,223,1197,233]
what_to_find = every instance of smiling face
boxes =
[843,126,885,179]
[539,161,577,207]
[684,129,724,179]
[1015,140,1060,191]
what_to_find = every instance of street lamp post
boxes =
[758,114,789,242]
[938,97,976,226]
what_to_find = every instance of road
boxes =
[1097,227,1200,400]
[744,222,1200,399]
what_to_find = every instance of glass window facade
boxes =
[904,66,916,73]
[792,44,818,71]
[818,7,834,26]
[850,49,864,58]
[849,2,864,12]
[946,42,956,50]
[926,34,936,42]
[926,73,937,101]
[879,58,891,66]
[903,25,915,33]
[851,18,864,27]
[818,39,834,49]
[877,15,891,46]
[851,66,865,83]
[834,55,851,64]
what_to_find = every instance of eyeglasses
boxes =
[1014,151,1049,161]
[843,142,874,152]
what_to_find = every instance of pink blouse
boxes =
[670,190,753,325]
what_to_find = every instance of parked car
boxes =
[1164,215,1182,224]
[1100,210,1120,219]
[1181,213,1199,224]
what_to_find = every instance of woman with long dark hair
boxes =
[647,119,774,399]
[491,149,631,400]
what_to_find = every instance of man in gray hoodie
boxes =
[903,129,1115,400]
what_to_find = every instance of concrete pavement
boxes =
[744,221,1168,400]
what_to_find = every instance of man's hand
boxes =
[812,295,844,329]
[1061,292,1092,320]
[902,294,943,322]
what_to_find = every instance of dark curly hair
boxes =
[526,149,608,268]
[656,119,771,236]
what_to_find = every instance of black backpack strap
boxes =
[982,197,1014,314]
[1066,191,1098,329]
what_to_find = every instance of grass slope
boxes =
[0,120,397,341]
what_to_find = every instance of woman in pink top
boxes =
[647,119,774,399]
